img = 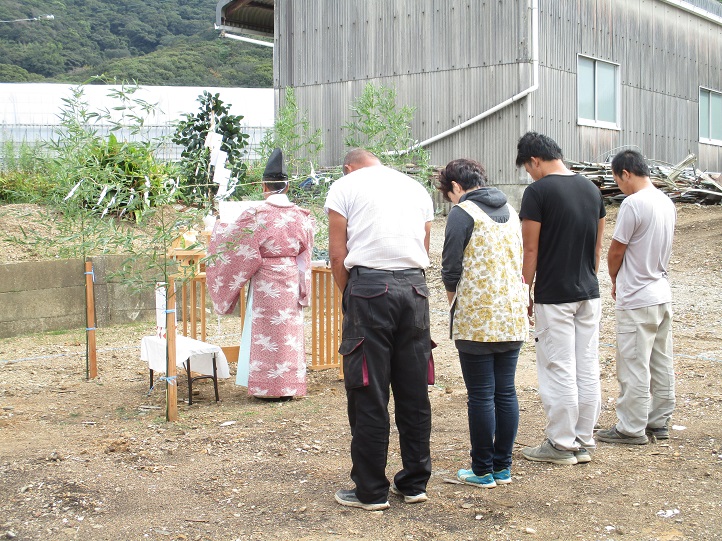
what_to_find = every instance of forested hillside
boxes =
[0,0,272,86]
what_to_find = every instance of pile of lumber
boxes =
[567,154,722,204]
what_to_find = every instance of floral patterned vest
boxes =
[452,200,529,343]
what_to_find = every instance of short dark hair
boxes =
[436,159,488,202]
[611,149,650,178]
[515,131,563,167]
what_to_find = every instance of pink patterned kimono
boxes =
[206,195,314,397]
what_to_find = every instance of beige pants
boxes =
[534,299,602,451]
[615,303,675,437]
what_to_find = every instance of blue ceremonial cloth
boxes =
[236,285,253,387]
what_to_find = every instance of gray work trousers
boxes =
[615,302,675,437]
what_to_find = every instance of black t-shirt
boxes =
[519,173,606,304]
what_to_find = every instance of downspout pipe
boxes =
[396,0,539,154]
[216,26,274,48]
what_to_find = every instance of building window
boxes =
[577,55,619,129]
[700,88,722,144]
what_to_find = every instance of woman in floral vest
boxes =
[438,159,528,489]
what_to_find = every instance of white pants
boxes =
[615,303,675,437]
[534,299,601,451]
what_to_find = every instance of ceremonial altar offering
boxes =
[167,226,343,375]
[141,334,230,405]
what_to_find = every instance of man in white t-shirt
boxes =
[596,150,676,446]
[325,149,434,511]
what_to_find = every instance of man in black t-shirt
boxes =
[516,132,606,466]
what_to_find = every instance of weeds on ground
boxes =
[0,139,53,203]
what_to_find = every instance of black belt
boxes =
[350,266,425,278]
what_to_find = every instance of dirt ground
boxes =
[1,203,721,541]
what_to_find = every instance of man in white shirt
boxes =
[325,149,434,511]
[596,150,676,445]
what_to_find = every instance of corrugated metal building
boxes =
[218,0,722,203]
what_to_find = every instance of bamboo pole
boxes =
[319,272,323,361]
[84,260,98,380]
[321,272,336,366]
[181,279,188,336]
[190,277,197,339]
[333,273,342,379]
[239,285,247,330]
[311,270,318,368]
[200,274,207,342]
[166,278,178,422]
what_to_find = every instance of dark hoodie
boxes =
[441,187,510,292]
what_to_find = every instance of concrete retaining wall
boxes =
[0,255,156,339]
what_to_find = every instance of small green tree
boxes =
[50,82,175,221]
[112,184,206,294]
[257,87,323,180]
[172,91,249,204]
[251,87,329,258]
[343,83,431,178]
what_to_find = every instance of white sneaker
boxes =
[522,439,578,465]
[390,483,428,503]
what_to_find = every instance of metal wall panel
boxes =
[275,0,722,189]
[515,0,722,170]
[275,0,527,178]
[278,0,523,88]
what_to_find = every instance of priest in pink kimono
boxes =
[206,149,314,399]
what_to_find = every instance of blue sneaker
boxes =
[492,468,512,485]
[457,469,496,489]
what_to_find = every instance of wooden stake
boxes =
[239,285,247,331]
[311,270,318,368]
[190,277,197,339]
[181,278,188,337]
[84,260,98,379]
[200,274,207,342]
[166,278,178,422]
[333,273,343,379]
[322,269,329,368]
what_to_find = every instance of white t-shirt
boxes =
[613,187,676,309]
[324,164,434,270]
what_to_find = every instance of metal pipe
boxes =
[0,14,54,23]
[218,28,274,48]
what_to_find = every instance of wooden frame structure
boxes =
[171,269,342,375]
[310,267,342,373]
[161,236,344,420]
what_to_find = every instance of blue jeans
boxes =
[458,347,520,474]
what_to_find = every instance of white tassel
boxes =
[64,180,83,201]
[101,194,116,218]
[96,185,108,206]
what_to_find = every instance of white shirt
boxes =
[613,187,676,309]
[265,193,292,207]
[324,164,434,270]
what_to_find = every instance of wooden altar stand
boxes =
[309,265,343,376]
[168,236,343,377]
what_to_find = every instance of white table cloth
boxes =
[141,335,230,379]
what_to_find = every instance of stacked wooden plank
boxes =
[567,154,722,204]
